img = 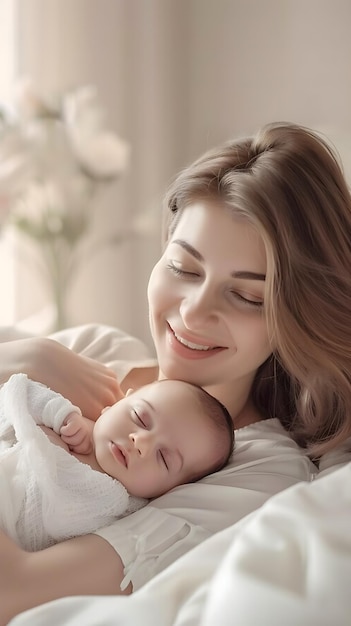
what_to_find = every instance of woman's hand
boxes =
[0,337,124,420]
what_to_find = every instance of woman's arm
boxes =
[0,337,122,420]
[0,529,131,626]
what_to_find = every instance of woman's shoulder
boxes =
[169,418,317,500]
[235,416,305,451]
[205,417,317,487]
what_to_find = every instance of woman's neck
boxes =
[203,381,262,430]
[121,365,159,394]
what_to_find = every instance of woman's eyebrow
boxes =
[172,239,266,281]
[232,270,266,281]
[172,239,203,261]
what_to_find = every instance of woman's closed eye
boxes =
[166,261,199,278]
[230,290,264,309]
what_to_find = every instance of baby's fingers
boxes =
[61,431,92,454]
[71,442,92,454]
[60,431,83,446]
[60,421,79,436]
[66,438,92,455]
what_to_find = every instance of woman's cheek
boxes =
[147,261,170,307]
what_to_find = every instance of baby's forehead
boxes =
[135,381,203,419]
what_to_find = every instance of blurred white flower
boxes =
[0,196,10,225]
[13,178,90,242]
[63,85,130,179]
[12,76,57,122]
[0,127,33,226]
[0,78,131,329]
[0,151,30,195]
[0,128,32,184]
[63,85,103,134]
[71,130,130,179]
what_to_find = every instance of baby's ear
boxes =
[126,388,134,397]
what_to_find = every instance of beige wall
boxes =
[12,0,351,350]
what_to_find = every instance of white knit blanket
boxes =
[0,374,146,551]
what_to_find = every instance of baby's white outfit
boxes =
[0,373,145,551]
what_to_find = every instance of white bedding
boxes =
[10,463,351,625]
[2,323,350,625]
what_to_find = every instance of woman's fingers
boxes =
[0,336,124,421]
[33,339,123,420]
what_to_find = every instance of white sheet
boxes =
[9,462,351,625]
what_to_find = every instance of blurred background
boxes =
[0,0,351,352]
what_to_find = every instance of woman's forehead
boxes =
[170,201,267,273]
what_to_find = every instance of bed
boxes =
[2,323,350,626]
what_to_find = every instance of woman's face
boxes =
[148,200,273,391]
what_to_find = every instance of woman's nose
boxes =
[180,286,217,329]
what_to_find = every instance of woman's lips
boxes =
[173,331,213,350]
[110,442,128,467]
[167,324,225,359]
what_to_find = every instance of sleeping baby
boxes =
[0,373,234,551]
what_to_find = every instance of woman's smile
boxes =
[167,323,226,359]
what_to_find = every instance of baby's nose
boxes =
[129,432,152,456]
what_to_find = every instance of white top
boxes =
[50,324,318,590]
[0,372,145,551]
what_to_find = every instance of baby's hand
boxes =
[60,412,93,454]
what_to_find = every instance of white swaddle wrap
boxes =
[0,373,145,551]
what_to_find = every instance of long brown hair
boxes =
[163,122,351,457]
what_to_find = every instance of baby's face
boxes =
[92,380,221,498]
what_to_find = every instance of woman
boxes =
[2,121,351,624]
